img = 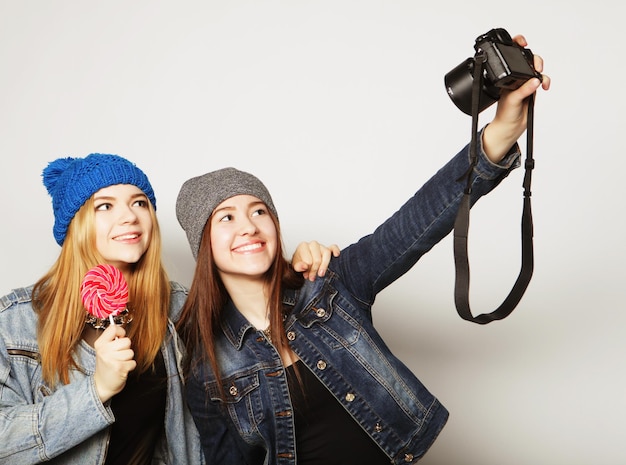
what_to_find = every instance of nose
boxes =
[238,216,258,235]
[119,205,139,224]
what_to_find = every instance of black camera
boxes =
[444,28,542,115]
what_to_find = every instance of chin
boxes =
[104,256,141,270]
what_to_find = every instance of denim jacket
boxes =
[185,134,521,465]
[0,281,204,465]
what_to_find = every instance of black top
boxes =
[105,351,167,465]
[286,360,390,465]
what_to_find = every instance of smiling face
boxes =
[209,194,278,283]
[93,184,153,274]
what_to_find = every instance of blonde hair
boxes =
[33,196,170,386]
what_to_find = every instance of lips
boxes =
[233,242,265,253]
[113,232,141,242]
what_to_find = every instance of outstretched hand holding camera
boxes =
[482,34,551,163]
[446,30,551,324]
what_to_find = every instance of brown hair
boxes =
[32,195,170,386]
[176,211,303,398]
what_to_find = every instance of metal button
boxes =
[315,307,326,317]
[404,453,414,462]
[287,331,296,341]
[316,360,327,370]
[345,392,355,402]
[229,385,238,396]
[374,423,383,433]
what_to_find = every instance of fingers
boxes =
[531,54,551,90]
[95,322,126,343]
[510,34,550,90]
[511,34,527,48]
[303,240,324,281]
[500,33,551,103]
[328,244,341,258]
[94,325,136,402]
[533,53,544,74]
[291,241,341,282]
[291,240,318,280]
[538,71,551,90]
[512,77,543,101]
[309,243,340,281]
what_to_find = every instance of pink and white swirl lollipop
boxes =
[81,264,129,327]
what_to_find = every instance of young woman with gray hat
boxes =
[0,153,337,465]
[174,35,549,465]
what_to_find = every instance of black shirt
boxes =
[286,360,390,465]
[105,351,167,465]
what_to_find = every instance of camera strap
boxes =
[453,51,535,324]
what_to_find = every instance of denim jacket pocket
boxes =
[208,371,264,437]
[295,288,366,351]
[296,284,337,328]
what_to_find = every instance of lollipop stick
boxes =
[109,315,119,340]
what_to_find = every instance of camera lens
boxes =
[444,58,499,115]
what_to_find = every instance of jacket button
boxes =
[315,307,326,317]
[229,385,238,396]
[345,392,355,402]
[404,453,414,462]
[374,423,383,433]
[316,360,327,370]
[287,331,296,341]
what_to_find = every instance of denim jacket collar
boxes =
[220,299,256,350]
[219,290,298,350]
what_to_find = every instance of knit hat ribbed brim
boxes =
[42,153,156,245]
[176,167,277,260]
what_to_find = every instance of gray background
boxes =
[1,1,623,464]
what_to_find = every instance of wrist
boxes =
[482,122,520,163]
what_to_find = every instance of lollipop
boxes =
[81,264,130,329]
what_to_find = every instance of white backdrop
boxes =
[1,1,623,464]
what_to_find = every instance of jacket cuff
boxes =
[474,127,522,179]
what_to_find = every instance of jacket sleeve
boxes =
[0,336,113,464]
[334,129,521,304]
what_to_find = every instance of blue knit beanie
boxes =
[42,153,157,246]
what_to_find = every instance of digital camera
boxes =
[444,28,542,115]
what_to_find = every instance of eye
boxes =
[251,208,266,217]
[132,199,149,208]
[95,203,112,211]
[218,214,233,223]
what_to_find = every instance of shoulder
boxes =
[168,281,189,322]
[0,285,35,314]
[0,286,38,343]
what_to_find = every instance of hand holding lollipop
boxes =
[81,264,131,329]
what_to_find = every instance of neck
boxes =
[221,272,300,367]
[221,273,270,329]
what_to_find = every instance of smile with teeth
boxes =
[234,242,264,253]
[114,233,140,241]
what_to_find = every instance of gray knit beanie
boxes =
[176,167,278,260]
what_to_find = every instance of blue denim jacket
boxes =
[0,281,204,465]
[186,135,520,465]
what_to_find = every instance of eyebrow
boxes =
[212,200,265,216]
[93,193,148,202]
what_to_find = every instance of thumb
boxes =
[95,323,126,345]
[515,77,542,100]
